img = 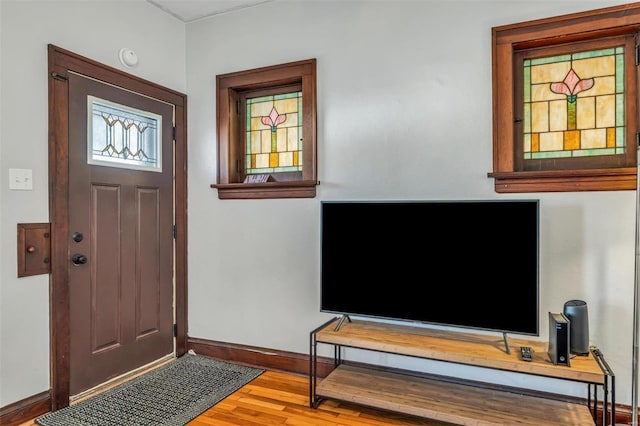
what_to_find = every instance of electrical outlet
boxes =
[9,168,33,190]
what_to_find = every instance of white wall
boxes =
[0,0,186,407]
[185,0,637,406]
[1,0,637,413]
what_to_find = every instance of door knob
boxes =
[71,253,88,265]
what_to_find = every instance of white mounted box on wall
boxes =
[9,168,33,190]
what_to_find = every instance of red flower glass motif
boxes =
[261,106,287,131]
[550,69,594,103]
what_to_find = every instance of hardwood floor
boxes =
[19,370,451,426]
[189,370,450,426]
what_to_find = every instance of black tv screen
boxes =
[320,200,539,336]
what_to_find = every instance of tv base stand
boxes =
[310,318,614,426]
[502,331,511,354]
[333,314,351,331]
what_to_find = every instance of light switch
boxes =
[9,168,33,190]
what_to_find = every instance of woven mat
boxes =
[35,353,264,426]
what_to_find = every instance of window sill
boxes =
[488,168,637,193]
[211,180,318,199]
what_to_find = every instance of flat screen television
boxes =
[320,200,540,336]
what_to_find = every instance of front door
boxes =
[67,72,175,396]
[48,44,188,409]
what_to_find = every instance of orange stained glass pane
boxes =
[531,133,539,152]
[564,130,580,150]
[607,127,616,147]
[269,152,278,168]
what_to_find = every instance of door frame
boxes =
[47,44,188,410]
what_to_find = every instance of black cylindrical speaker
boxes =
[563,300,589,355]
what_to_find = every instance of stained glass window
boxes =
[523,47,624,160]
[492,7,637,193]
[245,92,302,175]
[87,96,162,172]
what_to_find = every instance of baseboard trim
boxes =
[187,336,335,378]
[2,338,636,426]
[187,335,636,426]
[0,390,49,426]
[612,405,637,425]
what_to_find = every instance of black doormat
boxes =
[35,353,264,426]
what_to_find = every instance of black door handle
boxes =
[71,253,88,265]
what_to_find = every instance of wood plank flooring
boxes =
[20,370,452,426]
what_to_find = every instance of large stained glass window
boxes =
[523,47,624,160]
[245,92,302,175]
[87,96,162,172]
[491,7,637,193]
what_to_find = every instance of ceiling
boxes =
[146,0,276,23]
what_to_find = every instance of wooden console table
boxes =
[309,317,615,426]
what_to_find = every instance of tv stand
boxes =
[333,314,351,331]
[310,318,614,426]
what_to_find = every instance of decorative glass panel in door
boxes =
[87,95,162,172]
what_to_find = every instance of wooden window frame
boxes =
[212,59,317,199]
[489,3,640,193]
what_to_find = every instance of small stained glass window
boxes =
[87,96,162,172]
[523,47,624,160]
[245,92,302,175]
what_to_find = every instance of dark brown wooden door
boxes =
[67,72,174,395]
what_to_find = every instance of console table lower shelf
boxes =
[309,318,613,426]
[316,363,594,426]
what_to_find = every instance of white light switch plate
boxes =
[9,168,33,190]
